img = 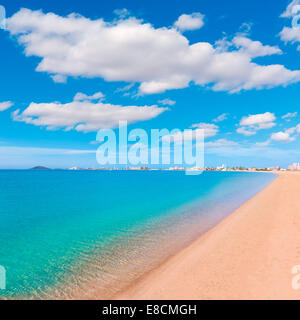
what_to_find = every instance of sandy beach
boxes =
[116,172,300,300]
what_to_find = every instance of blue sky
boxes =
[1,0,300,168]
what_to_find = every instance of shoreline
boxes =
[115,172,300,300]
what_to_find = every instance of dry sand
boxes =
[116,172,300,300]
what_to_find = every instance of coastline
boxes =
[115,172,300,300]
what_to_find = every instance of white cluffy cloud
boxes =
[190,123,219,138]
[114,8,130,19]
[236,127,256,136]
[174,13,205,32]
[50,74,67,83]
[255,140,271,147]
[280,1,300,46]
[12,92,168,132]
[258,123,300,146]
[232,36,282,58]
[286,123,300,134]
[280,27,300,45]
[282,112,297,120]
[73,91,104,101]
[237,112,276,136]
[280,0,300,18]
[6,9,300,94]
[240,112,276,127]
[206,139,238,147]
[0,101,13,111]
[271,131,295,143]
[213,113,228,122]
[158,98,176,106]
[115,83,135,93]
[161,122,218,143]
[215,36,282,58]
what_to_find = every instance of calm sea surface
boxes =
[0,170,276,299]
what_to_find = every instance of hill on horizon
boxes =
[29,166,51,170]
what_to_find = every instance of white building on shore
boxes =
[216,164,227,171]
[288,163,300,171]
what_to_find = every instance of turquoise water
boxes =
[0,170,276,299]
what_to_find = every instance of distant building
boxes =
[168,166,185,171]
[288,163,300,171]
[216,164,226,171]
[188,167,203,171]
[128,166,150,170]
[267,166,280,171]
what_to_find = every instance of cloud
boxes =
[271,131,295,142]
[213,113,228,122]
[285,123,300,134]
[269,123,300,143]
[282,112,297,120]
[280,0,300,18]
[237,112,276,135]
[0,101,13,111]
[240,112,276,126]
[6,8,300,95]
[215,36,282,58]
[232,36,282,58]
[50,74,67,83]
[158,98,176,106]
[236,127,257,136]
[114,8,130,19]
[161,122,218,143]
[279,1,300,45]
[190,123,219,138]
[255,140,271,147]
[257,123,300,145]
[73,91,104,101]
[12,93,168,132]
[174,13,205,32]
[115,83,135,93]
[279,27,300,45]
[206,139,238,147]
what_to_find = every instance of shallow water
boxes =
[0,170,276,299]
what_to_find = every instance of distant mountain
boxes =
[29,166,51,170]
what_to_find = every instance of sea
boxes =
[0,170,276,299]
